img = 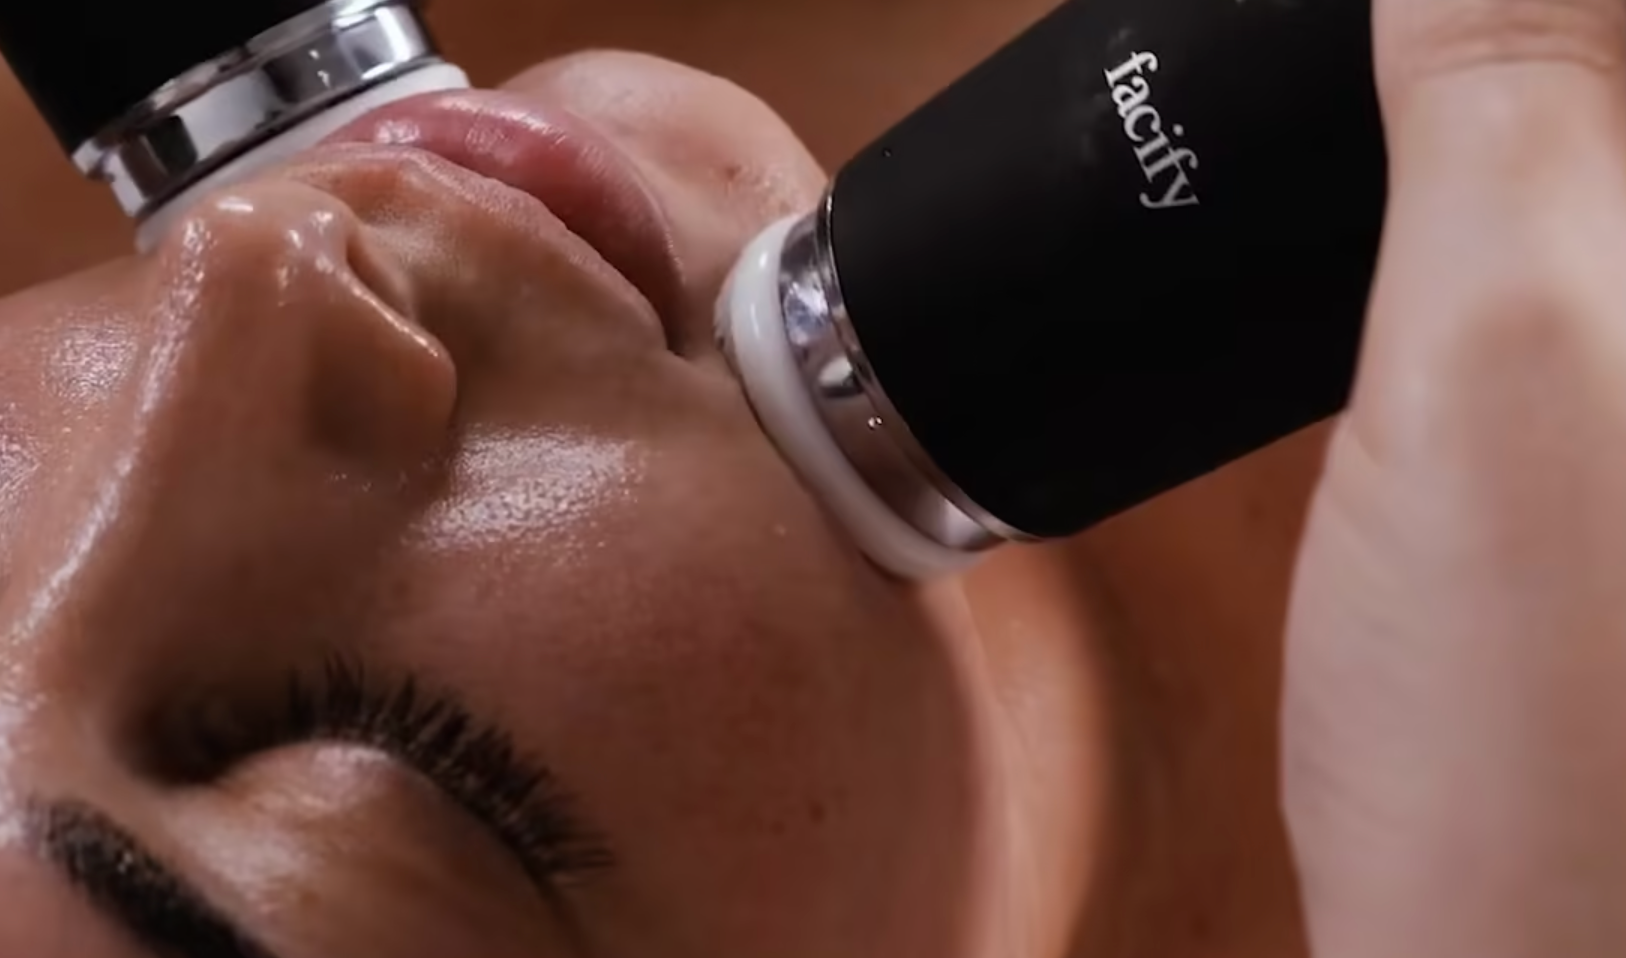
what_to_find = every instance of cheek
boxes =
[0,292,144,588]
[374,433,996,955]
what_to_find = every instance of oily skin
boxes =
[5,2,1619,955]
[0,6,1312,953]
[0,54,1099,958]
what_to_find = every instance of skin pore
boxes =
[0,2,1322,957]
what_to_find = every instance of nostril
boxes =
[147,184,459,471]
[334,205,419,323]
[319,95,685,346]
[310,217,458,466]
[308,286,457,466]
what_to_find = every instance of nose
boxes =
[0,127,677,791]
[145,181,461,468]
[0,177,460,766]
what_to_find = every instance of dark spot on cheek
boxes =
[807,800,828,826]
[718,160,752,193]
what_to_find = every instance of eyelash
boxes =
[193,656,613,893]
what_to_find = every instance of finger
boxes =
[1376,0,1626,193]
[1354,0,1626,448]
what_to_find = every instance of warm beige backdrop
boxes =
[0,3,1327,956]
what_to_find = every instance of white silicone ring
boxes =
[720,216,978,580]
[135,62,472,253]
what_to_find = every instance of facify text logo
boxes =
[1104,51,1199,210]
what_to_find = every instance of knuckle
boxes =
[1387,0,1626,83]
[1438,266,1612,386]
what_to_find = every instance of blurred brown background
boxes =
[0,0,1059,293]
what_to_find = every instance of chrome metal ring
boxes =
[777,194,1034,552]
[72,0,441,219]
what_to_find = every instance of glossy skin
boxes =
[8,0,1623,955]
[0,54,1110,958]
[420,9,1317,955]
[0,4,1313,958]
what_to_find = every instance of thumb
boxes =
[1285,2,1626,957]
[1352,0,1626,460]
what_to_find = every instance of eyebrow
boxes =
[29,799,282,958]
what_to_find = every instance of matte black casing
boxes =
[0,0,334,149]
[829,0,1386,538]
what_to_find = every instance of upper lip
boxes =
[320,89,683,323]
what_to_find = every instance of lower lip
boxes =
[321,90,681,319]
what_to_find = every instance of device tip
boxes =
[716,215,979,580]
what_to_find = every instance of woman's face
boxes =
[0,3,1324,954]
[0,53,1099,958]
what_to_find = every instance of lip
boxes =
[322,89,683,324]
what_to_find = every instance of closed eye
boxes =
[171,655,613,906]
